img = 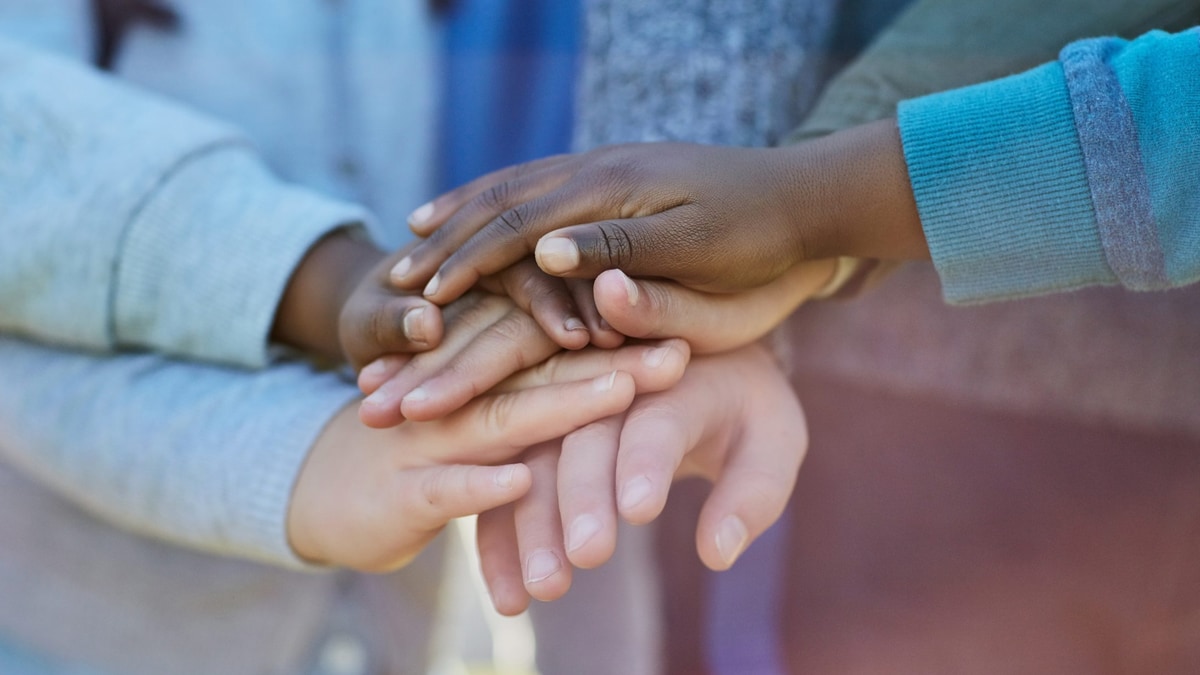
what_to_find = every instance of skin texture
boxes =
[355,258,832,426]
[355,291,620,427]
[287,342,688,571]
[272,231,622,374]
[589,262,835,354]
[390,119,926,306]
[476,344,808,615]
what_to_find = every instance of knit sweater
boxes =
[0,3,443,673]
[901,28,1200,303]
[782,0,1200,439]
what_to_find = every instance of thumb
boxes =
[592,264,830,353]
[341,295,444,369]
[534,212,696,282]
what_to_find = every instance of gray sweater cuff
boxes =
[114,147,371,368]
[216,367,361,569]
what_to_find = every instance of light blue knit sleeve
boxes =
[0,336,359,568]
[0,37,370,367]
[898,28,1200,303]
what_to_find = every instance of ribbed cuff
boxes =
[114,147,371,368]
[213,364,360,569]
[898,62,1116,304]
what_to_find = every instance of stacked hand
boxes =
[386,119,927,311]
[273,127,931,610]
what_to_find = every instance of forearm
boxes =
[0,337,358,568]
[898,28,1200,302]
[789,0,1198,141]
[784,2,1200,302]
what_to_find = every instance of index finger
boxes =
[391,157,576,293]
[407,154,573,237]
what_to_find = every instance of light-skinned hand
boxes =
[287,338,689,572]
[356,290,626,427]
[476,344,807,615]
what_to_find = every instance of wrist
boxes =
[273,230,385,362]
[775,119,929,262]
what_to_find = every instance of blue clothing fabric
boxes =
[0,3,439,673]
[437,0,580,190]
[0,4,656,674]
[899,28,1200,303]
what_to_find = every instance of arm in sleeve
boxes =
[0,37,371,367]
[779,0,1197,302]
[0,337,359,568]
[898,28,1200,302]
[787,0,1197,142]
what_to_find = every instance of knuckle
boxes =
[643,285,675,333]
[518,272,559,306]
[593,222,636,267]
[589,156,644,210]
[369,304,404,348]
[594,154,640,184]
[530,354,565,386]
[493,206,525,236]
[481,393,518,433]
[418,470,452,509]
[563,420,613,448]
[478,181,513,211]
[624,401,678,429]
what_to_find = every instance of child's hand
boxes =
[355,255,830,426]
[474,259,626,351]
[590,261,835,354]
[389,121,924,305]
[287,358,641,572]
[287,338,689,572]
[336,241,445,370]
[272,231,440,365]
[340,243,621,371]
[355,289,624,428]
[475,343,807,614]
[275,232,620,373]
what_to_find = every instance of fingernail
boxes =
[536,237,581,274]
[525,549,562,584]
[408,201,435,227]
[423,274,440,298]
[403,307,427,344]
[716,515,749,567]
[494,465,516,489]
[593,371,617,392]
[567,514,603,553]
[402,385,429,404]
[620,271,639,307]
[643,346,670,368]
[389,256,412,282]
[564,317,587,332]
[618,475,653,513]
[361,358,390,380]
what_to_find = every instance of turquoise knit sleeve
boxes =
[898,28,1200,303]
